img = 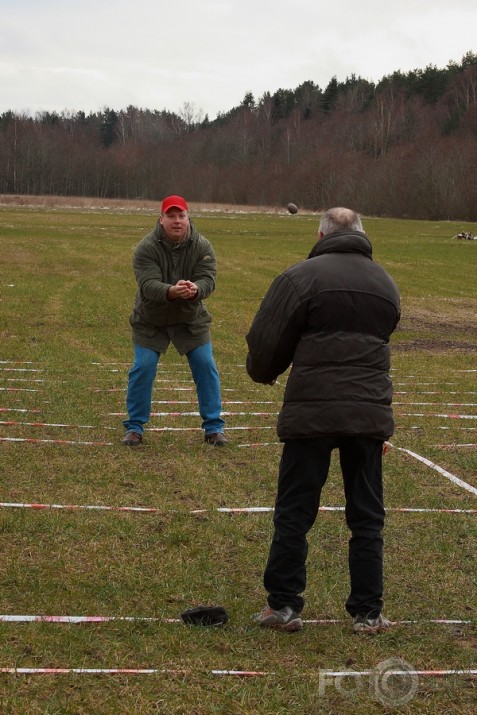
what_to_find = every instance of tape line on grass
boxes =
[387,442,477,496]
[0,667,475,679]
[0,615,473,625]
[0,501,475,514]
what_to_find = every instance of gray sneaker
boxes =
[252,606,303,632]
[352,613,393,634]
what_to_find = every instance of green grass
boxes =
[0,204,476,713]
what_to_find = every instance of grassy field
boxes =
[0,198,476,714]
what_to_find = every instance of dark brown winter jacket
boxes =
[245,230,401,440]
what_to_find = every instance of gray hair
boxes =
[319,207,364,236]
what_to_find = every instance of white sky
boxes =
[1,0,476,120]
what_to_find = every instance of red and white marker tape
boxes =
[108,411,277,417]
[0,367,43,372]
[387,443,477,496]
[396,391,477,395]
[6,378,45,382]
[0,666,475,678]
[0,421,116,430]
[238,441,280,447]
[0,437,113,446]
[436,443,477,448]
[0,614,472,626]
[0,387,40,392]
[395,402,477,406]
[395,382,458,386]
[424,426,477,430]
[315,668,477,678]
[240,440,477,496]
[147,401,276,405]
[0,502,474,514]
[149,426,273,432]
[0,614,179,623]
[401,413,477,419]
[0,408,42,413]
[0,667,270,676]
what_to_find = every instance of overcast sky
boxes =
[1,0,476,120]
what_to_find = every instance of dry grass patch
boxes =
[0,203,476,714]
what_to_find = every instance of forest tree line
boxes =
[1,52,477,220]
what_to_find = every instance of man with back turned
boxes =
[246,207,400,633]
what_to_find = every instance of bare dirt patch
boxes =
[395,306,477,352]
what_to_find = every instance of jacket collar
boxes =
[307,230,373,259]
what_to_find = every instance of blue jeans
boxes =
[123,343,225,436]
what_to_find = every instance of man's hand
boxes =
[167,280,199,301]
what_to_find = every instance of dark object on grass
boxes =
[455,231,476,241]
[287,202,298,214]
[180,605,229,626]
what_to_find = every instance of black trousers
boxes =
[264,437,385,617]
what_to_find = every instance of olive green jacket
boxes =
[128,220,217,354]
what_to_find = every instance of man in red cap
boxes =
[122,195,227,447]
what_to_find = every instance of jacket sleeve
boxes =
[246,272,304,384]
[132,238,170,304]
[190,239,216,300]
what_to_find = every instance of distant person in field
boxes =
[246,207,400,633]
[122,195,227,447]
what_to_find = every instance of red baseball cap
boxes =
[161,195,188,213]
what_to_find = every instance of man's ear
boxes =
[319,230,324,240]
